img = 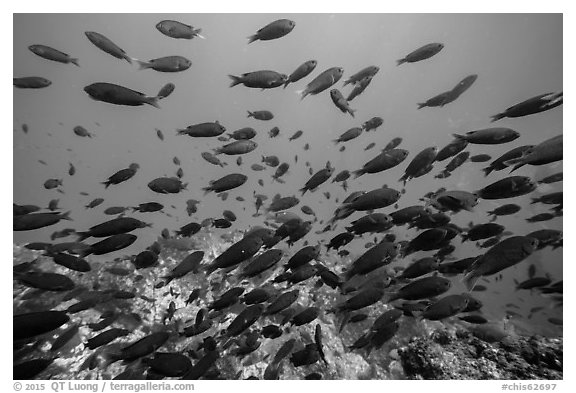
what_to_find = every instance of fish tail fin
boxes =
[452,133,467,141]
[490,112,506,122]
[482,166,494,177]
[353,169,364,179]
[332,139,340,145]
[299,187,307,196]
[276,178,285,184]
[283,80,290,89]
[78,248,92,259]
[461,233,469,242]
[136,59,153,70]
[417,102,426,109]
[503,157,525,172]
[70,58,80,67]
[202,187,212,196]
[338,312,351,333]
[60,211,72,221]
[101,181,110,189]
[530,197,539,204]
[247,111,254,118]
[296,89,308,100]
[193,29,206,39]
[462,270,481,292]
[228,75,242,87]
[123,55,134,64]
[143,96,161,109]
[247,34,258,44]
[75,231,88,242]
[348,109,356,118]
[382,291,399,303]
[396,58,406,66]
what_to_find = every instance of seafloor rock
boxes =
[398,328,562,380]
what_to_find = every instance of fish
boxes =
[362,117,384,132]
[44,178,62,189]
[85,31,134,63]
[427,190,478,213]
[14,211,71,231]
[343,65,379,86]
[299,67,344,99]
[262,155,280,167]
[226,305,264,336]
[346,213,393,235]
[505,134,563,172]
[229,70,287,89]
[14,76,51,89]
[284,60,318,88]
[491,91,563,122]
[399,257,440,279]
[14,311,70,340]
[354,149,409,178]
[228,127,256,140]
[388,276,452,302]
[102,165,140,189]
[240,249,284,278]
[300,163,334,195]
[50,324,80,352]
[157,84,175,100]
[156,20,204,39]
[133,202,163,213]
[482,145,534,176]
[136,56,191,72]
[84,83,161,108]
[265,290,300,315]
[462,223,505,242]
[397,43,444,65]
[289,130,303,141]
[205,231,270,274]
[81,234,138,257]
[28,44,79,66]
[51,253,91,272]
[17,271,75,291]
[422,294,469,320]
[144,353,192,378]
[214,140,258,155]
[14,358,54,380]
[469,154,492,163]
[330,89,356,117]
[463,236,540,290]
[162,251,204,282]
[345,240,398,279]
[452,128,520,144]
[202,174,247,194]
[148,177,187,194]
[247,110,274,120]
[85,198,105,209]
[477,176,537,200]
[347,76,374,101]
[538,172,563,184]
[272,163,290,182]
[73,125,93,138]
[269,127,280,138]
[450,74,478,98]
[248,19,295,43]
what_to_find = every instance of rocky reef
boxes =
[398,328,562,380]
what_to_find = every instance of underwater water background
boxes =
[13,13,562,379]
